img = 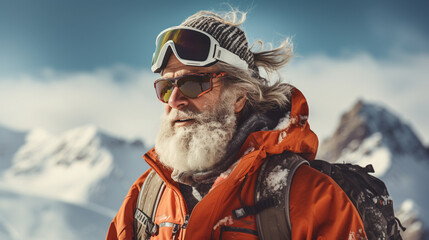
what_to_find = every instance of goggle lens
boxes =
[152,29,211,67]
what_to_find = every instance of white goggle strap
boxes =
[214,46,249,71]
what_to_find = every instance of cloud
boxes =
[0,65,163,145]
[1,52,428,147]
[285,52,429,145]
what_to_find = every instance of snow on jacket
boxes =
[106,87,367,240]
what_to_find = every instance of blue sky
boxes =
[1,0,428,75]
[0,0,428,146]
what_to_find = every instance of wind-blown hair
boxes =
[182,10,294,117]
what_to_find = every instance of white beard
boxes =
[155,91,237,175]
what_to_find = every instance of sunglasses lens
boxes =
[155,80,174,103]
[152,29,211,67]
[177,74,211,98]
[154,74,213,103]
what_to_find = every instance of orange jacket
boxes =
[106,88,367,240]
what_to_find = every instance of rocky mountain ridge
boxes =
[318,100,428,162]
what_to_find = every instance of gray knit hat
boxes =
[181,15,258,73]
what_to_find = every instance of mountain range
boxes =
[0,100,428,239]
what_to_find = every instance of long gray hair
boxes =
[183,10,294,116]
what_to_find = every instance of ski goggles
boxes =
[151,26,249,73]
[154,72,226,103]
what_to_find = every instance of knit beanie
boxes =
[180,15,258,73]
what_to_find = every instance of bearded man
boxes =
[107,10,367,240]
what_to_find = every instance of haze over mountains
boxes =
[0,100,428,239]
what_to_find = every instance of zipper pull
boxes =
[182,215,190,229]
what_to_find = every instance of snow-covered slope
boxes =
[1,125,149,211]
[318,100,429,239]
[0,187,111,240]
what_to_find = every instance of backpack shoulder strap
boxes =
[134,169,166,240]
[255,152,309,240]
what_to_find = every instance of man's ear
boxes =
[234,94,247,113]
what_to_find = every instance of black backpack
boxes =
[247,152,406,240]
[309,159,405,239]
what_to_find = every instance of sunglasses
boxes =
[154,72,226,103]
[151,26,248,73]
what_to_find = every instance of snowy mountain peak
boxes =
[26,127,53,142]
[7,125,109,176]
[61,124,98,143]
[358,101,427,158]
[318,100,428,162]
[1,124,149,209]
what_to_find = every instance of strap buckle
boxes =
[134,208,159,236]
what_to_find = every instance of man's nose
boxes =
[168,86,189,109]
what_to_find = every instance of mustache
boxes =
[167,107,202,121]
